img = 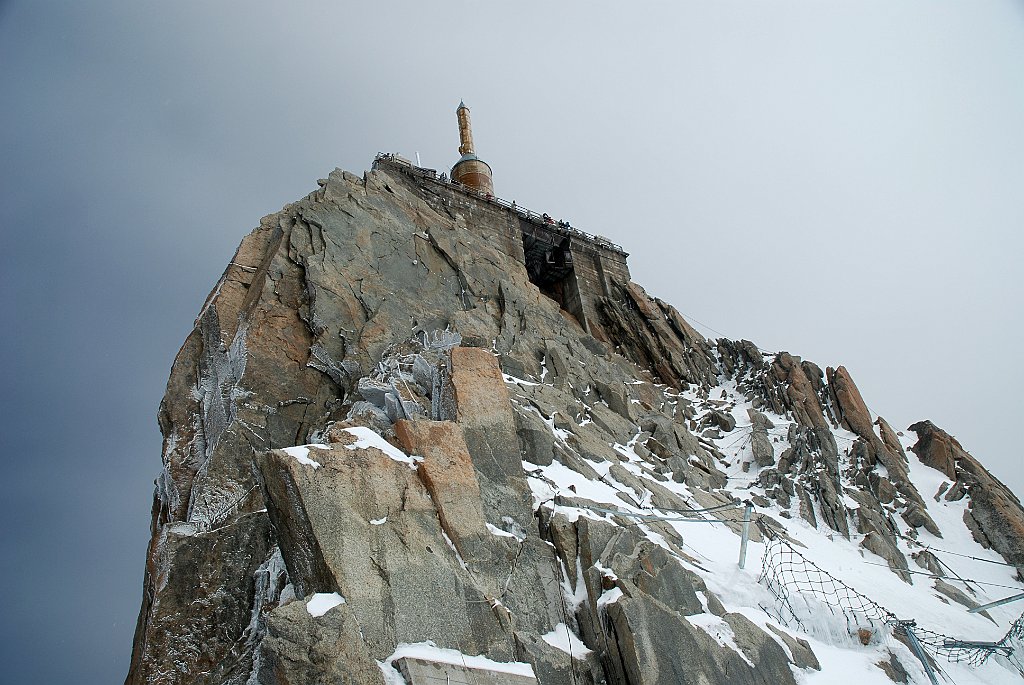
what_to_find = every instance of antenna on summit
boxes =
[415,152,421,167]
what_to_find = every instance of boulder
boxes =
[748,410,776,467]
[706,409,737,432]
[357,376,390,407]
[861,531,911,583]
[765,623,820,670]
[901,502,941,537]
[257,595,385,685]
[932,580,993,621]
[595,379,637,422]
[255,442,516,661]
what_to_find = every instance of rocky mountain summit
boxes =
[127,161,1024,685]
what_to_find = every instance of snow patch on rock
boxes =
[281,444,328,469]
[305,592,345,617]
[377,641,536,682]
[541,622,592,656]
[341,426,421,468]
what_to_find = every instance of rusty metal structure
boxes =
[450,101,494,195]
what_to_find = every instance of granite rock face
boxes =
[128,163,1024,684]
[909,420,1024,572]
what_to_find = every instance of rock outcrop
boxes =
[910,420,1024,573]
[127,161,1024,685]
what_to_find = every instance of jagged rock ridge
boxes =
[127,163,1024,685]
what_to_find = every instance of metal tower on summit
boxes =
[450,101,494,195]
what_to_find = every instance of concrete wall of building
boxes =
[565,240,630,342]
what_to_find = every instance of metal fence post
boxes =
[738,501,754,569]
[968,591,1024,614]
[899,621,940,685]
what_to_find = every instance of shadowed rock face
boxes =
[127,164,1023,685]
[126,512,275,685]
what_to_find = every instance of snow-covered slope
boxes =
[511,341,1024,684]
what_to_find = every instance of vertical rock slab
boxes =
[827,365,874,438]
[876,416,908,461]
[909,420,959,480]
[444,347,533,530]
[393,419,568,643]
[748,410,777,466]
[393,419,495,570]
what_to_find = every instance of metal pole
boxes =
[900,621,940,685]
[738,501,753,569]
[968,591,1024,614]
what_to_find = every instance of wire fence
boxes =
[757,520,1024,675]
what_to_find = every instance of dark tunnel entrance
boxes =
[521,224,586,325]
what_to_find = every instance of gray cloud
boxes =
[2,1,1022,682]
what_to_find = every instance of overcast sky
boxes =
[2,2,1022,683]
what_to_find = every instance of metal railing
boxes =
[373,153,628,256]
